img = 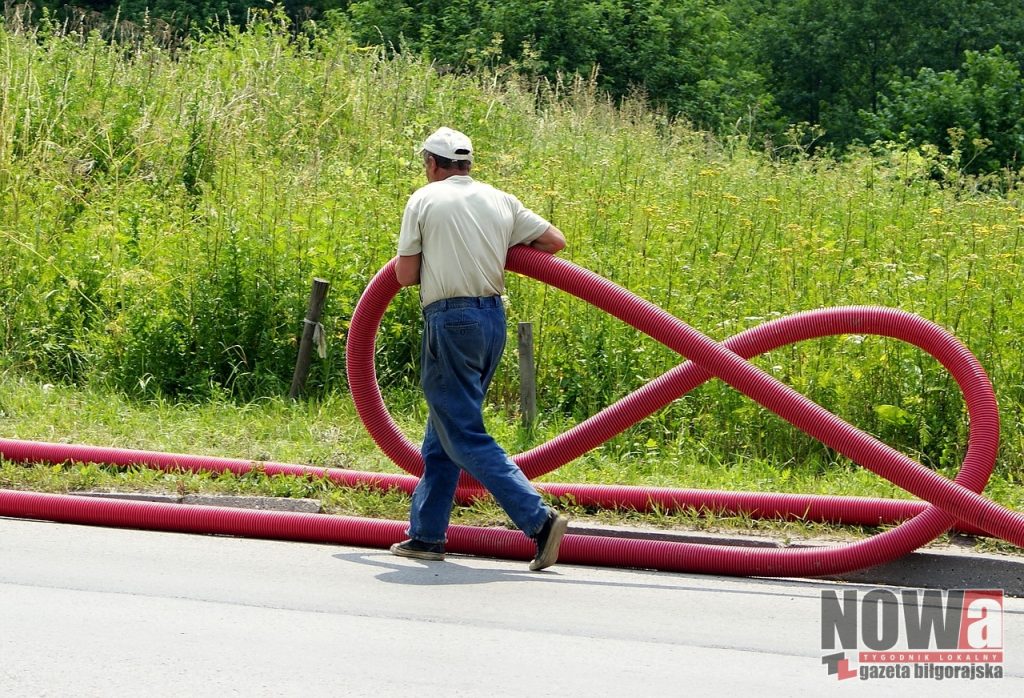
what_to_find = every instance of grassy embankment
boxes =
[1,20,1022,547]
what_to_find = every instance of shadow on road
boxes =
[332,550,843,599]
[333,551,543,586]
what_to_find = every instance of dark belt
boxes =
[422,296,501,314]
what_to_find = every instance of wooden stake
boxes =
[289,278,330,399]
[518,322,537,426]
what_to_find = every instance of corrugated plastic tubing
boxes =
[1,246,1022,576]
[345,245,1024,575]
[0,436,992,537]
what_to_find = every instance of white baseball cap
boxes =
[420,127,473,162]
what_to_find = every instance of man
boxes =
[390,126,569,571]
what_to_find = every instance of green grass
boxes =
[2,373,1021,554]
[1,19,1023,553]
[1,19,1020,478]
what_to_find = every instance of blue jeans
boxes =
[408,296,551,544]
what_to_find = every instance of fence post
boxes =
[518,322,537,427]
[289,278,331,400]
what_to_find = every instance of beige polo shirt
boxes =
[397,175,551,307]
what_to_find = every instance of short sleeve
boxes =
[507,194,551,247]
[397,195,422,256]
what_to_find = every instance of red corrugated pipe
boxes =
[2,247,1022,576]
[344,246,1024,575]
[0,436,985,534]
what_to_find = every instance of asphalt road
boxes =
[1,517,1022,697]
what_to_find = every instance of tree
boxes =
[744,0,1024,151]
[346,0,772,131]
[864,47,1024,174]
[30,0,345,30]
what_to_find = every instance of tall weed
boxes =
[1,19,1022,479]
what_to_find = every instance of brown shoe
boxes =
[529,512,568,571]
[390,539,445,561]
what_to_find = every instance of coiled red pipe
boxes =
[2,247,1022,576]
[345,246,1024,575]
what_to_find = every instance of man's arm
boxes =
[395,254,421,286]
[529,225,566,254]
